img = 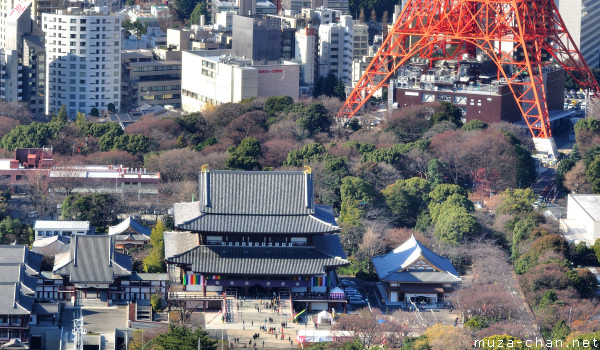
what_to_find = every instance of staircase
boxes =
[224,288,238,322]
[136,300,152,321]
[278,289,292,322]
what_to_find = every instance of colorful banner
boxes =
[183,274,203,285]
[205,275,221,280]
[312,276,327,287]
[294,277,311,281]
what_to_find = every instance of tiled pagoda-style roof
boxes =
[174,170,339,234]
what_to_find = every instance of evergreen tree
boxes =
[189,2,208,25]
[333,79,346,101]
[144,220,165,273]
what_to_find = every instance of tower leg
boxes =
[533,137,559,159]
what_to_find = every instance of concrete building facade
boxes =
[318,14,352,85]
[232,15,282,61]
[556,0,600,68]
[181,50,299,112]
[43,8,121,118]
[121,49,182,111]
[295,26,317,85]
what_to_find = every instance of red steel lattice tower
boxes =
[339,0,600,142]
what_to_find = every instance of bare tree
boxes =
[49,167,85,196]
[564,160,592,193]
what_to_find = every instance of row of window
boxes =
[139,85,180,92]
[132,65,181,72]
[182,89,216,104]
[140,93,181,101]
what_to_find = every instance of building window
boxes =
[421,93,435,102]
[437,94,451,102]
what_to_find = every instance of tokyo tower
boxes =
[339,0,600,154]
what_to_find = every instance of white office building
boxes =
[295,27,317,85]
[34,220,92,240]
[318,14,353,85]
[556,0,600,68]
[181,50,299,112]
[43,8,121,118]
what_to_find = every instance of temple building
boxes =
[372,235,461,308]
[166,168,349,315]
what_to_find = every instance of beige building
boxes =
[181,50,299,112]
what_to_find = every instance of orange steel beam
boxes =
[338,0,600,139]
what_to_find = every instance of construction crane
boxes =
[339,0,600,156]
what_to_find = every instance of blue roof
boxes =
[371,235,460,282]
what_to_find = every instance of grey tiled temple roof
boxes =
[53,236,131,284]
[0,264,37,295]
[372,235,461,283]
[0,283,33,315]
[0,245,42,276]
[164,231,198,259]
[174,170,339,234]
[168,245,348,276]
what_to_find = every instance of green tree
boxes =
[497,188,537,215]
[144,220,165,273]
[426,158,444,186]
[150,325,217,350]
[264,96,294,116]
[567,268,598,297]
[430,101,463,127]
[383,177,431,227]
[594,239,600,264]
[550,319,570,342]
[586,155,600,193]
[461,119,487,131]
[537,290,558,308]
[429,193,474,224]
[107,103,116,113]
[0,122,58,151]
[339,176,376,225]
[61,194,120,230]
[296,103,332,136]
[514,144,537,188]
[333,79,346,100]
[316,156,350,209]
[90,107,99,117]
[189,1,207,25]
[55,105,68,123]
[556,157,576,192]
[225,137,262,170]
[322,71,338,97]
[173,0,200,19]
[151,294,162,312]
[285,143,328,167]
[125,0,135,5]
[131,20,147,39]
[0,217,33,245]
[511,217,537,259]
[434,207,479,244]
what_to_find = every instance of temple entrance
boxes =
[247,285,268,298]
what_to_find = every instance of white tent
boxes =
[317,310,333,324]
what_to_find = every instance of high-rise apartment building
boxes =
[42,8,121,118]
[318,14,352,85]
[0,2,39,104]
[556,0,600,68]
